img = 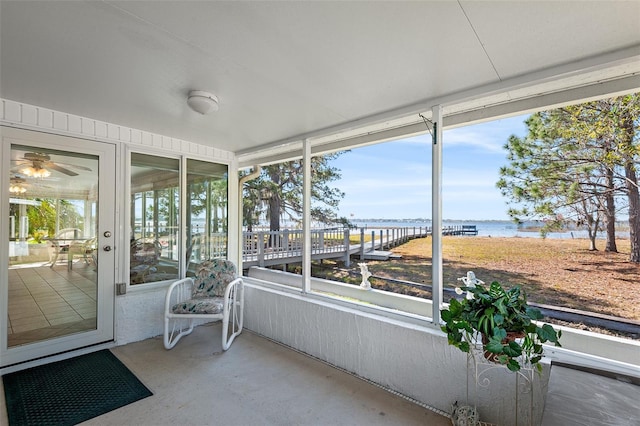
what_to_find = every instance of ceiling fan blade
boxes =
[46,162,79,176]
[10,166,30,174]
[54,161,93,172]
[27,182,54,189]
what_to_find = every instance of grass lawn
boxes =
[312,236,640,322]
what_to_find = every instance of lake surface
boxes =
[350,220,630,239]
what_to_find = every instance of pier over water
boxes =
[240,225,476,268]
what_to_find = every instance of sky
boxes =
[331,114,530,221]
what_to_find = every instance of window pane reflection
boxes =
[187,159,228,273]
[130,153,179,284]
[129,154,228,284]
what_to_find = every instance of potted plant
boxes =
[441,280,561,372]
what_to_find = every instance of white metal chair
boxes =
[49,228,83,269]
[163,258,244,351]
[130,238,162,284]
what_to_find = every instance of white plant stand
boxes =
[464,346,537,426]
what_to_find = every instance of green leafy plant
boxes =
[440,281,562,372]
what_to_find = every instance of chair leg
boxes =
[164,316,195,349]
[49,248,59,268]
[222,299,244,351]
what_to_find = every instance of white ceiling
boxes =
[2,1,639,159]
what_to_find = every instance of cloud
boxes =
[329,116,526,220]
[345,179,430,193]
[443,169,501,188]
[443,115,528,154]
[443,128,506,153]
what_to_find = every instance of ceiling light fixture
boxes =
[187,90,219,115]
[10,177,27,194]
[20,166,51,178]
[9,184,27,194]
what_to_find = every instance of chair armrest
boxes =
[223,277,243,300]
[164,277,194,313]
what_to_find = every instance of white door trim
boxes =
[1,127,116,367]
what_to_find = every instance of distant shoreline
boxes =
[349,219,630,240]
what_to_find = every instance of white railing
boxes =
[242,227,351,267]
[242,226,432,268]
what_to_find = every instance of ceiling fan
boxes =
[9,175,52,194]
[11,152,92,177]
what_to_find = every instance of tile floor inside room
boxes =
[7,261,96,347]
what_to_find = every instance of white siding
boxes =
[0,98,234,162]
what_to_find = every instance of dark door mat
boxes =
[2,349,153,425]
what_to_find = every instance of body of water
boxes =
[351,219,630,240]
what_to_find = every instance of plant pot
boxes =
[481,331,526,362]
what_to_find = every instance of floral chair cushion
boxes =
[191,259,237,298]
[171,298,224,315]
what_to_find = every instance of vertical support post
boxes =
[370,231,375,252]
[180,157,188,274]
[302,139,312,293]
[283,229,289,254]
[432,105,444,324]
[258,231,265,267]
[344,228,351,267]
[360,228,365,260]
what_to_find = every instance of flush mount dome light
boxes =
[187,90,219,114]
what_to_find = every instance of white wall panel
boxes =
[95,121,108,138]
[53,111,68,131]
[68,115,81,134]
[243,281,550,425]
[0,99,235,162]
[39,109,53,129]
[4,100,20,122]
[21,105,37,125]
[81,117,95,136]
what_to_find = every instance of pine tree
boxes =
[241,152,347,235]
[498,93,640,261]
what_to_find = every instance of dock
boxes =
[442,225,478,236]
[240,224,476,269]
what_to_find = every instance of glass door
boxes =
[1,128,116,367]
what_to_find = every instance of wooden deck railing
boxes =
[180,225,476,268]
[241,226,433,268]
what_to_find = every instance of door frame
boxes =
[1,127,117,368]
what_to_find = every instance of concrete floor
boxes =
[1,324,638,425]
[541,364,640,426]
[89,325,450,425]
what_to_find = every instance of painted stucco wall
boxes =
[115,287,166,345]
[114,286,210,345]
[247,267,640,373]
[242,280,550,425]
